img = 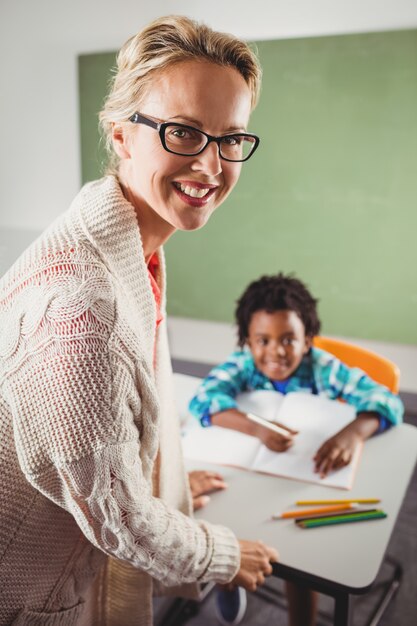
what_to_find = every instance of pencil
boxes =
[297,510,387,529]
[296,498,381,506]
[297,509,383,521]
[246,412,294,438]
[294,508,378,522]
[272,503,358,520]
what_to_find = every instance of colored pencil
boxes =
[297,510,387,529]
[272,503,358,520]
[294,508,378,522]
[296,498,381,506]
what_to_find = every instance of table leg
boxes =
[334,591,350,626]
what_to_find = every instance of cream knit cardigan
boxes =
[0,176,240,626]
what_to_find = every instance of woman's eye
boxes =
[222,135,241,146]
[171,128,188,139]
[168,126,202,145]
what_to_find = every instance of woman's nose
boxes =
[190,142,223,177]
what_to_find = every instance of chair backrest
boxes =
[313,336,400,394]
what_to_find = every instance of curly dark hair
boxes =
[235,273,321,348]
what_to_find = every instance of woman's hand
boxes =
[254,421,298,452]
[314,413,380,478]
[188,470,227,511]
[226,540,278,592]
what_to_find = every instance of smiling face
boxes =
[246,310,312,381]
[113,59,253,234]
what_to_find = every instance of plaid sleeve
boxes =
[313,349,404,431]
[188,352,252,427]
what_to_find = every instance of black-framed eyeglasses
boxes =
[129,112,260,162]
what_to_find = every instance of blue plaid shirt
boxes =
[188,347,403,433]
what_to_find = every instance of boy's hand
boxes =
[188,470,227,510]
[314,413,380,478]
[313,430,360,477]
[211,409,297,452]
[255,422,298,452]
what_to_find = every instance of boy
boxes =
[189,273,403,626]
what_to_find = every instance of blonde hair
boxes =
[99,15,262,172]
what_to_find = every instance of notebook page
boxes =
[181,389,283,469]
[235,389,285,421]
[252,393,361,489]
[182,424,261,469]
[180,382,273,469]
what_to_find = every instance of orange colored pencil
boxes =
[272,503,357,520]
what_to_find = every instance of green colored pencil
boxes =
[296,508,384,524]
[297,510,387,529]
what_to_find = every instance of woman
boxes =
[0,15,277,626]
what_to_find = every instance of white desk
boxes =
[186,422,417,626]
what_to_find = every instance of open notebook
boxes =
[181,389,363,490]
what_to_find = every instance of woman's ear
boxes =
[111,123,131,159]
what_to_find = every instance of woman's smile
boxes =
[172,180,218,206]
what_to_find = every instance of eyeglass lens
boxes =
[163,124,256,161]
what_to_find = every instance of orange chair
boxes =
[313,336,400,394]
[312,336,403,622]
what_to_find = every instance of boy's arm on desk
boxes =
[212,408,297,452]
[314,411,381,477]
[188,352,255,425]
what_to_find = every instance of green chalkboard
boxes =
[78,30,417,344]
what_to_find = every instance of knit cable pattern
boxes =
[0,176,240,624]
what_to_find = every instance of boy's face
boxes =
[246,309,312,381]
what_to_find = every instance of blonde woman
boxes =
[0,15,277,626]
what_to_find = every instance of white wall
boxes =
[1,0,417,231]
